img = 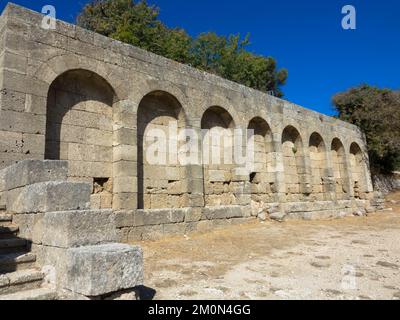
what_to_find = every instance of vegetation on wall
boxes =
[77,0,288,97]
[333,84,400,174]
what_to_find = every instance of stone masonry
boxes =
[0,160,143,299]
[0,2,377,249]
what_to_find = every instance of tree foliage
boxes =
[333,85,400,174]
[77,0,287,97]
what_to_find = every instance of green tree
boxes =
[77,0,287,96]
[332,85,400,173]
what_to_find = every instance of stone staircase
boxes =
[0,205,57,300]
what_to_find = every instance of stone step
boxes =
[0,225,18,239]
[0,238,27,254]
[0,214,12,228]
[0,205,6,211]
[7,181,91,214]
[0,214,12,222]
[0,160,68,193]
[0,287,56,300]
[0,252,36,272]
[0,269,44,295]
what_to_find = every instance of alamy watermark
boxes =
[41,5,56,30]
[143,123,256,175]
[342,5,356,30]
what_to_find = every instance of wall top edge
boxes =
[1,2,361,135]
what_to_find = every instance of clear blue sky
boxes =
[1,0,399,116]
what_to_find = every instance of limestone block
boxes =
[136,208,186,226]
[7,181,90,214]
[113,193,137,210]
[129,225,164,241]
[113,128,136,146]
[65,244,143,297]
[165,167,181,181]
[114,211,135,228]
[163,223,186,235]
[39,210,117,248]
[167,180,185,195]
[187,179,204,194]
[184,208,202,222]
[21,133,45,155]
[0,89,26,113]
[113,161,137,177]
[100,193,113,208]
[0,160,68,191]
[12,213,44,241]
[90,194,101,209]
[202,206,243,220]
[187,194,204,207]
[149,194,169,209]
[113,176,137,193]
[208,170,226,182]
[113,145,137,162]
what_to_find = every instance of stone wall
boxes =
[0,4,377,240]
[0,160,143,299]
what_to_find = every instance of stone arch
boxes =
[137,90,188,209]
[131,80,191,118]
[33,54,126,101]
[45,69,116,208]
[349,142,368,198]
[248,117,275,207]
[331,138,349,200]
[282,125,307,201]
[309,132,327,200]
[200,96,241,129]
[201,106,237,206]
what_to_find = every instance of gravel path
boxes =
[138,192,400,300]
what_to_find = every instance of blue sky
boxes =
[1,0,399,116]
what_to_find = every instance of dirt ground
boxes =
[138,192,400,300]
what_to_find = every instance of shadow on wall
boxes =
[0,226,31,275]
[45,69,115,161]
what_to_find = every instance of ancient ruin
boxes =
[0,4,380,299]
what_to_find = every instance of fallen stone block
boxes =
[269,211,286,222]
[65,243,143,297]
[7,181,90,214]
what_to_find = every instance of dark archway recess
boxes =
[201,106,236,206]
[137,91,187,210]
[45,69,115,208]
[282,126,306,201]
[309,132,327,200]
[331,138,349,200]
[349,142,367,199]
[248,117,275,205]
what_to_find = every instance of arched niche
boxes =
[282,125,306,201]
[137,90,188,209]
[309,132,327,200]
[45,69,116,208]
[201,106,236,206]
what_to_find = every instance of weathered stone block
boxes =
[7,181,90,213]
[113,193,137,211]
[65,244,143,297]
[202,206,243,220]
[136,208,186,226]
[39,210,117,248]
[184,208,202,222]
[114,211,135,228]
[0,160,68,191]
